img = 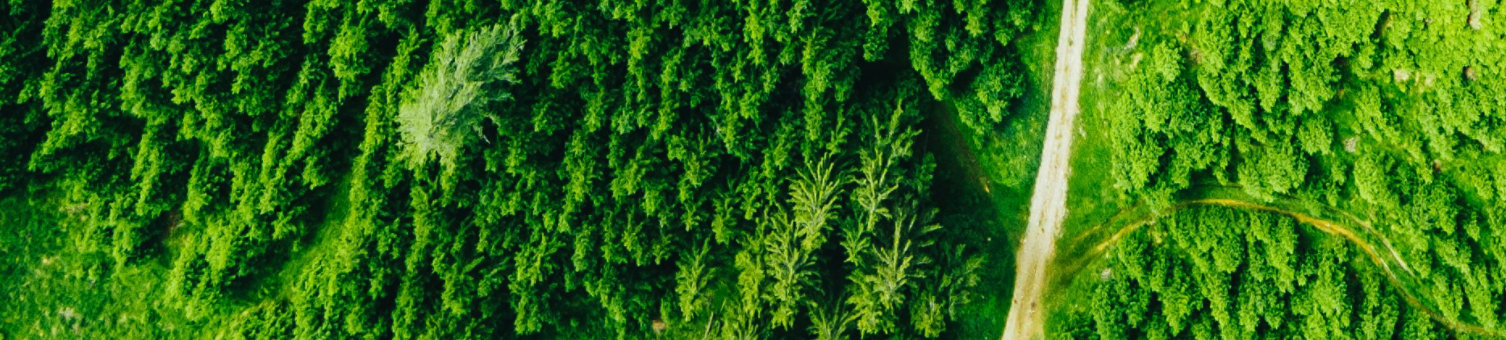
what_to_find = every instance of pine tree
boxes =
[398,18,524,170]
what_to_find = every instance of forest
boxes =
[7,0,1506,339]
[1051,0,1506,338]
[0,0,1046,338]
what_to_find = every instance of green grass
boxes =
[1059,0,1210,235]
[1054,0,1210,270]
[0,188,195,338]
[0,176,354,339]
[940,0,1063,336]
[0,193,61,337]
[1043,0,1201,333]
[1060,0,1133,241]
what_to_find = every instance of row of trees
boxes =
[1061,0,1506,337]
[1,0,1042,338]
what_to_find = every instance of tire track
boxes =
[1055,187,1505,338]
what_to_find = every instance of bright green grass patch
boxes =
[946,0,1062,336]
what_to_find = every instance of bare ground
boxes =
[1000,0,1090,338]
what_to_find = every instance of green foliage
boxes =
[0,1,45,194]
[766,155,842,327]
[1058,208,1432,339]
[1067,0,1506,337]
[397,20,524,169]
[0,0,1036,338]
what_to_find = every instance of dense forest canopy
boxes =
[10,0,1503,338]
[0,0,1043,338]
[1054,0,1506,338]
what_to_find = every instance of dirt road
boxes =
[1001,0,1089,338]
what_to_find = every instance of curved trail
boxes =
[1000,0,1089,338]
[1054,187,1505,338]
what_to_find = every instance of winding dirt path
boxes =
[1000,0,1089,338]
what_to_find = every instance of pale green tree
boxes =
[398,18,525,169]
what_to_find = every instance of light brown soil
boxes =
[1000,0,1090,338]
